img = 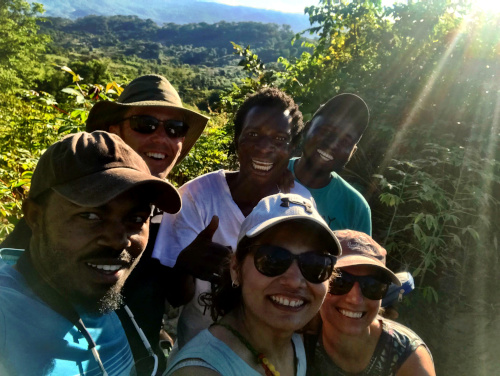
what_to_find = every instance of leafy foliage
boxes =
[0,0,50,92]
[1,1,499,371]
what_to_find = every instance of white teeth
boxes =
[317,149,334,161]
[87,263,122,272]
[252,160,273,171]
[339,309,363,318]
[146,152,165,160]
[270,295,304,307]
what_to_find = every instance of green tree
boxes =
[0,0,49,92]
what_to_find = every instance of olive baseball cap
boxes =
[29,131,181,214]
[333,230,401,285]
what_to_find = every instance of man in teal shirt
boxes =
[0,131,181,375]
[288,93,371,235]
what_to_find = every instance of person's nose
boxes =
[254,135,275,153]
[345,281,364,304]
[279,260,306,288]
[97,220,131,251]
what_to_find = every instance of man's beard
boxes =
[98,284,124,314]
[36,224,134,315]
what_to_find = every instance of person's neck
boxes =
[226,171,280,217]
[294,157,332,189]
[222,309,296,375]
[321,319,381,373]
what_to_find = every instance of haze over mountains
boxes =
[35,0,311,32]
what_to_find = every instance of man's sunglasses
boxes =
[329,271,390,300]
[251,245,336,284]
[123,115,189,138]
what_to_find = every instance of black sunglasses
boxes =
[251,245,336,284]
[329,271,390,300]
[123,115,189,138]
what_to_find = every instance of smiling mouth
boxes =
[87,262,124,273]
[317,149,334,161]
[270,295,305,308]
[339,309,363,319]
[146,152,166,160]
[252,159,273,171]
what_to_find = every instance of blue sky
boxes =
[200,0,395,14]
[200,0,500,14]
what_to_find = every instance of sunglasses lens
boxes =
[128,116,159,134]
[360,278,390,300]
[254,245,292,277]
[329,275,355,295]
[329,272,390,300]
[127,116,188,138]
[164,120,189,138]
[299,252,334,283]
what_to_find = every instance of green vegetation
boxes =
[1,0,499,373]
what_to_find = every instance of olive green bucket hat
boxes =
[86,74,209,164]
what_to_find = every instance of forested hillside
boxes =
[33,0,311,32]
[41,16,311,66]
[1,0,499,374]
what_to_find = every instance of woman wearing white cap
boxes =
[307,230,435,376]
[165,193,341,376]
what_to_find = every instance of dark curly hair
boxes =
[200,236,254,321]
[233,87,304,150]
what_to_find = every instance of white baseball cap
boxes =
[237,193,341,256]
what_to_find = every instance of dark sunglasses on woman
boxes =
[250,244,336,284]
[123,115,189,138]
[329,271,391,300]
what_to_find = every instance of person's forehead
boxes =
[124,105,186,120]
[243,105,292,130]
[310,114,360,137]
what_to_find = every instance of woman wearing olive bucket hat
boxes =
[86,74,209,179]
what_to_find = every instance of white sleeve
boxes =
[152,186,208,267]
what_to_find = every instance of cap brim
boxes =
[335,255,401,285]
[244,216,341,256]
[86,101,209,164]
[52,167,181,214]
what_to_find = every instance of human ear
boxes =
[108,124,122,136]
[22,199,43,233]
[229,254,241,285]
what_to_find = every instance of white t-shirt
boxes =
[153,169,314,346]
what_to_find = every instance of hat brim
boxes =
[335,255,401,285]
[244,216,341,256]
[86,101,209,164]
[52,167,181,214]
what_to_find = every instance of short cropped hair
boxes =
[233,88,304,149]
[312,93,370,140]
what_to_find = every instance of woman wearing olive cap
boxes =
[307,230,435,376]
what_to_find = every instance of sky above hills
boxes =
[201,0,396,14]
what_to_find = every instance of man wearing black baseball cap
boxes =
[0,131,181,375]
[288,93,372,235]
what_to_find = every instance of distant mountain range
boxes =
[34,0,311,32]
